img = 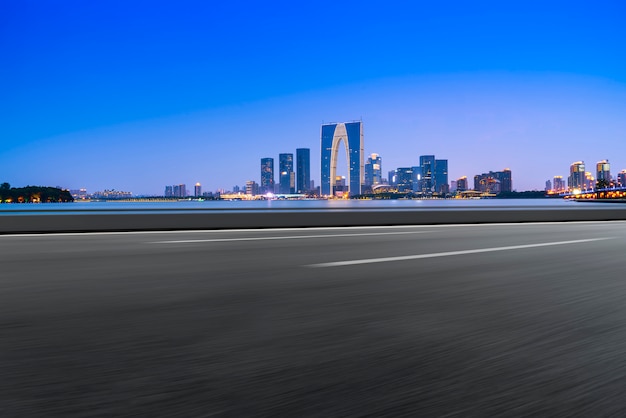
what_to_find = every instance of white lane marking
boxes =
[0,220,624,238]
[307,238,615,268]
[149,230,432,244]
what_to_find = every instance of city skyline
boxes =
[3,1,625,195]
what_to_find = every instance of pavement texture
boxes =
[2,221,626,416]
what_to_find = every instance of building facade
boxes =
[279,153,294,194]
[364,153,382,189]
[596,160,611,186]
[395,167,414,192]
[260,157,274,194]
[473,169,512,194]
[296,148,310,194]
[321,122,364,196]
[568,161,585,191]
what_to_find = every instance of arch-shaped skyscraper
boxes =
[321,122,364,196]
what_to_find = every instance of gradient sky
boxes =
[2,0,626,194]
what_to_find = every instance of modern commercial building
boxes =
[568,161,585,191]
[456,176,468,192]
[418,155,435,193]
[596,160,611,186]
[388,170,396,187]
[245,180,259,196]
[434,159,449,194]
[279,153,295,194]
[619,170,626,187]
[364,153,382,189]
[167,184,186,198]
[553,176,566,193]
[321,121,364,196]
[396,167,414,192]
[260,158,274,194]
[474,169,512,194]
[296,148,310,194]
[194,183,202,197]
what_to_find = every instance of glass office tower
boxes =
[321,122,363,196]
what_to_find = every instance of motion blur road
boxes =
[3,221,626,416]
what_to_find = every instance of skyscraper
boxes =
[279,153,294,194]
[619,170,626,187]
[419,155,435,193]
[473,170,512,194]
[457,176,468,192]
[596,160,611,186]
[260,158,274,194]
[553,176,565,193]
[321,121,364,196]
[396,167,413,192]
[194,183,202,197]
[434,159,449,194]
[296,148,310,194]
[568,161,585,191]
[364,153,382,188]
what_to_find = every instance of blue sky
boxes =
[2,0,625,194]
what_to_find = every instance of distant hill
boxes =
[0,183,74,203]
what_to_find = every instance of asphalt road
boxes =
[2,222,626,416]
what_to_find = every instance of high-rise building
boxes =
[164,185,173,197]
[419,155,435,193]
[596,160,611,187]
[260,158,274,194]
[545,180,552,192]
[457,176,468,192]
[411,166,421,192]
[619,170,626,187]
[364,153,382,188]
[450,180,457,192]
[172,184,186,198]
[296,148,310,194]
[396,167,413,192]
[473,170,511,194]
[321,121,364,196]
[568,161,585,191]
[246,180,259,196]
[279,153,294,194]
[194,183,202,197]
[435,159,449,194]
[553,176,565,193]
[500,169,512,193]
[388,170,396,187]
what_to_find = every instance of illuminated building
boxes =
[396,167,413,192]
[296,148,310,194]
[246,180,259,195]
[260,158,274,194]
[321,122,364,196]
[596,160,611,186]
[194,183,202,197]
[568,161,585,191]
[279,153,294,194]
[584,172,595,190]
[553,176,565,193]
[388,170,396,186]
[364,153,382,188]
[473,169,511,194]
[457,176,468,192]
[545,180,552,192]
[619,170,626,187]
[435,159,449,194]
[418,155,435,193]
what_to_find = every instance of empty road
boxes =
[2,221,626,416]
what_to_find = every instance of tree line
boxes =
[0,183,74,203]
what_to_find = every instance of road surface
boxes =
[2,221,626,416]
